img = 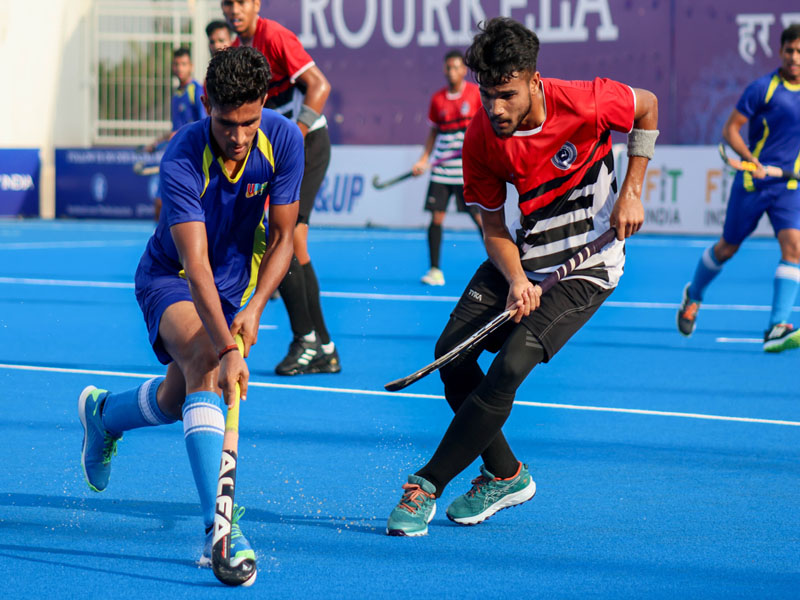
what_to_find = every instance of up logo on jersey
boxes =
[246,182,268,198]
[551,142,578,170]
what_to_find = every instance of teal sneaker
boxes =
[78,385,121,492]
[446,462,536,525]
[386,475,437,537]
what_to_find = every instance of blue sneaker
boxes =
[78,385,121,492]
[198,505,255,567]
[198,529,213,567]
[229,505,256,567]
[386,475,437,536]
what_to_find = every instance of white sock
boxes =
[321,341,335,354]
[302,331,317,343]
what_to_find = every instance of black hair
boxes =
[465,17,540,87]
[781,23,800,47]
[172,47,192,60]
[444,49,464,63]
[205,19,234,38]
[205,46,271,109]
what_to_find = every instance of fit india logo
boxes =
[551,142,578,170]
[246,182,268,198]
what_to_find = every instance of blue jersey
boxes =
[171,79,207,132]
[736,69,800,191]
[137,108,304,309]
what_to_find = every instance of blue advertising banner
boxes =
[55,149,162,219]
[0,149,40,217]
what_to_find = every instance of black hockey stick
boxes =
[371,152,462,190]
[384,228,618,392]
[718,143,800,181]
[212,335,257,587]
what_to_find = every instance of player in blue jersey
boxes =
[78,47,303,567]
[146,47,208,219]
[678,24,800,352]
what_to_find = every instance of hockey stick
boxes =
[212,335,257,587]
[384,228,618,392]
[371,151,462,190]
[718,143,800,181]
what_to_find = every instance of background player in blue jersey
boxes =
[678,24,800,352]
[146,47,208,219]
[78,47,303,567]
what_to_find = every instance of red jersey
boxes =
[463,77,635,288]
[427,81,481,185]
[234,18,325,131]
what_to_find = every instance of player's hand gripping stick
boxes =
[384,228,618,391]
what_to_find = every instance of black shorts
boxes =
[450,260,614,362]
[424,181,470,213]
[298,126,331,225]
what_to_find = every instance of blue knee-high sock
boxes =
[688,245,724,301]
[182,391,225,531]
[101,377,175,437]
[770,260,800,326]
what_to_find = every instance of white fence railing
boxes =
[90,0,217,145]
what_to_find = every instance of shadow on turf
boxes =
[0,492,386,537]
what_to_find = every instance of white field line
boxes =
[1,362,798,427]
[0,240,144,250]
[715,337,763,344]
[0,275,790,313]
[0,275,789,313]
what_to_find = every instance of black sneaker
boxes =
[763,323,800,353]
[307,347,341,374]
[275,336,321,375]
[677,283,701,337]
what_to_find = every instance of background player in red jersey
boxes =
[222,0,339,376]
[386,17,658,537]
[412,50,483,286]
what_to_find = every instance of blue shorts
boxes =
[723,173,800,245]
[134,272,240,365]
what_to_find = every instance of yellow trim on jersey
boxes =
[216,141,254,184]
[200,145,214,198]
[744,117,770,191]
[255,129,275,169]
[790,149,800,190]
[241,211,268,307]
[187,82,196,105]
[782,78,800,92]
[764,75,780,104]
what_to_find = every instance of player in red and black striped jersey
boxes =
[412,51,483,286]
[386,17,658,537]
[223,0,340,376]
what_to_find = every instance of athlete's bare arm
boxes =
[412,127,438,176]
[295,65,330,137]
[482,207,541,323]
[170,220,248,404]
[610,87,658,240]
[723,109,766,178]
[230,201,298,356]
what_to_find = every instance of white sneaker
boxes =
[421,267,445,286]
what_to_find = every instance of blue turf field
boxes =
[1,221,798,598]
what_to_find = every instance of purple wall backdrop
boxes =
[258,1,799,145]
